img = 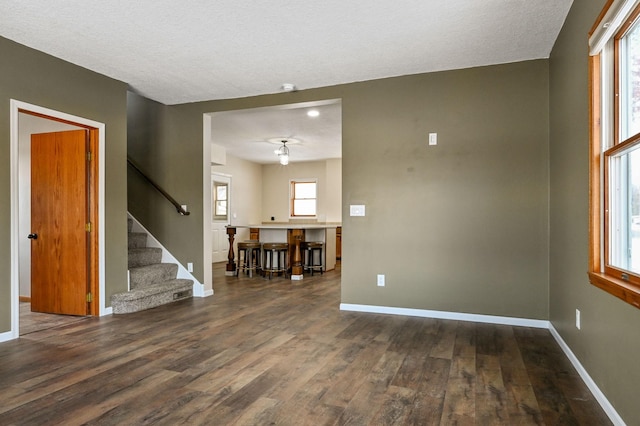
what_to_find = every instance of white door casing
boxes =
[7,100,108,342]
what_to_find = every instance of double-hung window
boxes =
[290,179,317,218]
[213,182,228,221]
[589,0,640,308]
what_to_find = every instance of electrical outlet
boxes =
[187,262,193,272]
[576,309,581,330]
[377,274,385,287]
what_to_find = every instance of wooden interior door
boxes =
[31,130,89,315]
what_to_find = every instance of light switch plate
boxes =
[350,205,365,216]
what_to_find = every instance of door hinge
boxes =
[85,222,91,232]
[86,292,93,303]
[87,151,92,161]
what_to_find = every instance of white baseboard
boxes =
[0,330,17,343]
[549,324,626,426]
[339,303,625,426]
[193,284,214,298]
[339,303,549,328]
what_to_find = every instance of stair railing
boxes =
[127,156,190,216]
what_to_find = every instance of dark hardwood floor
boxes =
[19,302,90,336]
[1,263,611,425]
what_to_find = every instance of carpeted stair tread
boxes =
[111,279,193,314]
[112,279,193,302]
[129,263,178,289]
[128,247,163,268]
[128,232,148,249]
[115,217,193,314]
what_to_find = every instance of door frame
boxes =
[9,100,107,339]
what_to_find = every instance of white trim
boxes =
[0,330,14,343]
[9,103,20,341]
[549,324,626,426]
[127,213,207,297]
[589,0,640,55]
[339,303,549,328]
[9,100,108,341]
[203,114,213,295]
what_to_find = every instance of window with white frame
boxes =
[290,179,317,217]
[213,182,228,221]
[589,0,640,308]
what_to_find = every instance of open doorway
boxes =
[9,100,108,339]
[202,99,342,290]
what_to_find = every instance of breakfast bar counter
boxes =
[225,224,340,279]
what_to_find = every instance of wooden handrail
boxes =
[127,156,190,216]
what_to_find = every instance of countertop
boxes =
[230,223,341,229]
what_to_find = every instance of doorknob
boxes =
[28,233,38,240]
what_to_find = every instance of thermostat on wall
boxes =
[350,205,365,216]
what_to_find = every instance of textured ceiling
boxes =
[210,100,342,164]
[0,0,573,105]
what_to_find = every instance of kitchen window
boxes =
[589,0,640,308]
[290,179,317,217]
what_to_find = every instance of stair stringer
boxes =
[127,213,211,297]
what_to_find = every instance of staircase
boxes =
[111,219,193,314]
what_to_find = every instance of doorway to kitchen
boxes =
[202,99,342,290]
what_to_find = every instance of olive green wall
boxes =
[0,36,128,332]
[129,59,550,320]
[550,1,640,423]
[127,92,206,281]
[339,62,550,318]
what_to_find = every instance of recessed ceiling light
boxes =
[282,83,296,92]
[307,110,320,117]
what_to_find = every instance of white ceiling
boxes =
[0,1,573,105]
[1,1,573,164]
[210,100,341,164]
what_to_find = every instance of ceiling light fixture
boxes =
[307,109,320,117]
[277,140,290,165]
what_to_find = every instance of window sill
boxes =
[588,271,640,309]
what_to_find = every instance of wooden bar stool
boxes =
[236,241,262,278]
[301,241,324,275]
[262,242,289,279]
